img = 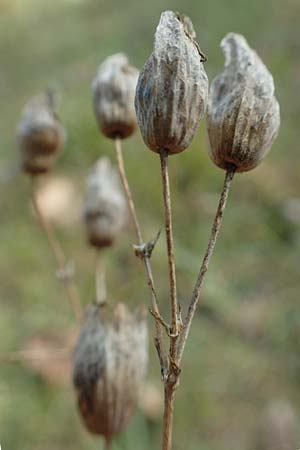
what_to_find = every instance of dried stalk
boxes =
[31,176,82,323]
[159,149,181,450]
[114,137,168,377]
[95,252,107,306]
[159,150,179,347]
[177,169,235,364]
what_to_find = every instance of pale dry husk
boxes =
[72,303,148,439]
[92,53,139,139]
[83,157,127,249]
[135,10,208,155]
[207,33,280,172]
[17,91,65,174]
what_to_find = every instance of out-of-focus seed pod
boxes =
[72,303,148,440]
[135,10,208,155]
[257,400,300,450]
[83,157,127,249]
[207,33,280,173]
[17,90,65,175]
[92,54,139,140]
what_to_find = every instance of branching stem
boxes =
[31,176,82,323]
[114,138,168,378]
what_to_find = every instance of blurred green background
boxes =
[1,0,300,449]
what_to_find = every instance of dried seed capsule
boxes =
[207,33,280,173]
[92,53,139,139]
[72,303,148,439]
[135,10,208,155]
[83,157,127,249]
[17,90,65,174]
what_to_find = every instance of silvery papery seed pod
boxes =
[17,91,65,174]
[207,33,280,172]
[92,54,139,139]
[83,157,127,248]
[135,10,208,155]
[72,303,148,440]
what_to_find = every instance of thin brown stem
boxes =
[31,176,82,323]
[177,169,235,364]
[114,138,168,378]
[95,251,107,306]
[162,384,176,450]
[159,150,179,359]
[104,437,112,450]
[115,137,143,243]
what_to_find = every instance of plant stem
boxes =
[104,437,112,450]
[159,150,179,357]
[177,169,235,365]
[114,138,168,377]
[162,384,176,450]
[95,251,107,306]
[31,176,82,323]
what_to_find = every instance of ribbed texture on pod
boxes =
[83,157,127,249]
[17,91,65,174]
[135,10,208,155]
[92,54,139,139]
[72,303,148,439]
[207,33,280,173]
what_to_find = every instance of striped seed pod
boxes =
[17,90,65,174]
[72,303,148,440]
[207,33,280,173]
[135,10,208,155]
[92,53,139,140]
[83,157,127,249]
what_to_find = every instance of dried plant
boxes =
[207,33,280,172]
[18,90,82,322]
[83,156,128,249]
[13,10,282,450]
[92,53,139,140]
[17,90,65,174]
[72,303,148,448]
[135,10,208,155]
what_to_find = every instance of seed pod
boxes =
[72,303,148,440]
[92,54,139,139]
[83,157,127,249]
[257,400,300,450]
[17,90,65,175]
[135,10,208,155]
[207,33,280,173]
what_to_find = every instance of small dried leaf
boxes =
[72,303,148,439]
[17,90,65,174]
[92,54,139,139]
[207,33,280,172]
[83,157,128,249]
[135,10,208,155]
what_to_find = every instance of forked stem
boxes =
[31,176,82,323]
[177,168,235,365]
[114,137,168,377]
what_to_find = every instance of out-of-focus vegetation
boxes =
[1,0,300,449]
